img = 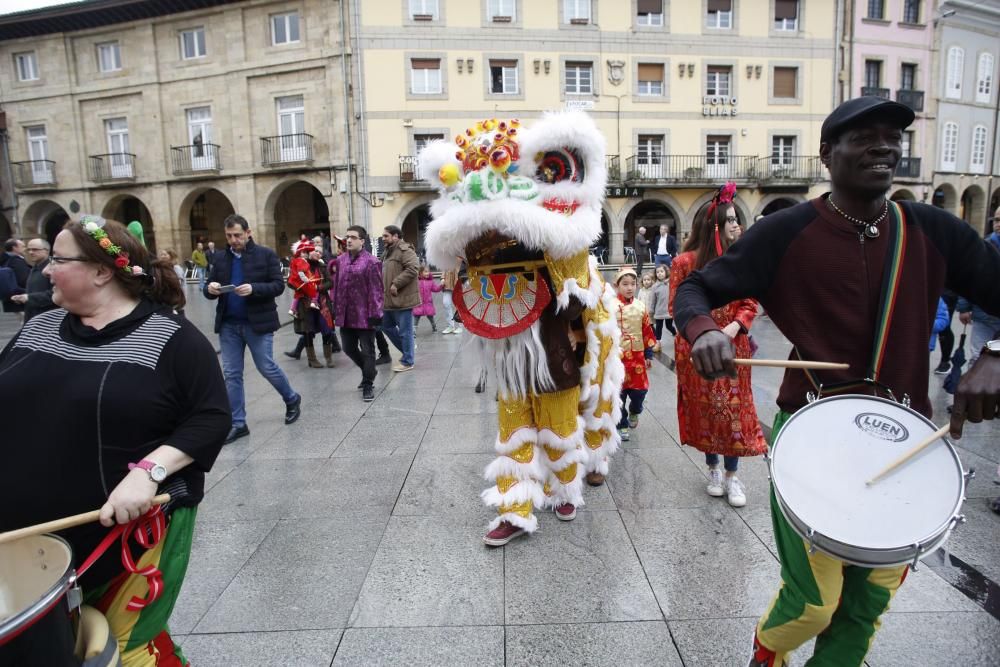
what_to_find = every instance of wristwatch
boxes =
[128,459,168,483]
[982,340,1000,358]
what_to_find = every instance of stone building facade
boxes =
[0,0,360,256]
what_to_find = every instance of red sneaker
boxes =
[483,521,525,546]
[747,634,786,667]
[555,503,577,521]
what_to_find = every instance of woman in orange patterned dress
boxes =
[668,183,767,507]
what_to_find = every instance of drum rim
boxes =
[0,533,77,645]
[769,394,966,564]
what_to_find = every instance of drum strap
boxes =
[797,200,907,395]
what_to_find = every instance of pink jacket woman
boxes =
[413,275,442,316]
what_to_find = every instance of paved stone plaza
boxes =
[3,285,999,666]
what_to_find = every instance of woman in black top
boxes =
[0,216,230,666]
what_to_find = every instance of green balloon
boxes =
[126,221,146,248]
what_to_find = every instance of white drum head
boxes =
[771,396,964,552]
[0,534,73,627]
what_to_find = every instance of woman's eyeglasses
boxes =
[49,255,91,265]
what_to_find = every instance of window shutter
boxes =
[708,0,732,12]
[637,0,661,13]
[411,58,439,70]
[637,63,663,82]
[775,0,798,19]
[773,67,797,98]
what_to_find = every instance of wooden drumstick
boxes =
[865,425,951,487]
[0,493,172,545]
[733,359,850,370]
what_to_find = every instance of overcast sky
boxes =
[1,0,72,16]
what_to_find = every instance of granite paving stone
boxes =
[333,626,504,666]
[505,621,682,666]
[866,611,1000,667]
[180,630,342,667]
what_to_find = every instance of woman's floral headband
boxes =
[707,182,738,256]
[80,215,146,277]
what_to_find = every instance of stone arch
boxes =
[21,199,70,245]
[959,185,986,227]
[754,194,805,222]
[177,186,236,254]
[890,188,916,201]
[100,194,156,252]
[932,183,958,213]
[686,191,753,243]
[263,179,331,255]
[618,193,683,262]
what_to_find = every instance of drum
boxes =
[0,534,80,667]
[769,395,967,568]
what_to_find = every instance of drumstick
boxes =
[733,359,850,370]
[865,425,951,487]
[0,493,172,545]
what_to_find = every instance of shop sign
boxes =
[702,96,738,117]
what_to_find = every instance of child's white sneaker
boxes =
[706,467,725,497]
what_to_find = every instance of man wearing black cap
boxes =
[673,96,1000,666]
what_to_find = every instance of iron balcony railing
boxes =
[896,157,921,179]
[625,154,760,183]
[260,133,313,166]
[756,155,824,183]
[896,89,925,112]
[606,155,621,182]
[11,160,56,188]
[861,86,891,99]
[88,153,136,182]
[171,143,222,174]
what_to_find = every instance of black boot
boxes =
[284,336,306,360]
[329,330,342,353]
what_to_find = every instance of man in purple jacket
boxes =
[331,225,384,401]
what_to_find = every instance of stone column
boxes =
[608,228,624,264]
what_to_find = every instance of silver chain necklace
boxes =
[828,196,887,239]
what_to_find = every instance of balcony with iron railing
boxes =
[88,153,136,183]
[398,155,434,190]
[260,133,313,167]
[861,86,891,99]
[756,156,824,185]
[606,155,621,182]
[171,143,222,175]
[896,89,924,112]
[896,157,921,179]
[625,154,761,184]
[11,160,56,188]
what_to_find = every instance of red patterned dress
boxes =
[668,251,768,458]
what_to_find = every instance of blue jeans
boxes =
[654,253,673,268]
[618,388,647,428]
[382,309,415,366]
[195,266,206,290]
[219,321,299,428]
[705,453,740,472]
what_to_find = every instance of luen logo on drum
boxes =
[854,413,909,442]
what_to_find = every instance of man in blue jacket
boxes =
[205,214,301,443]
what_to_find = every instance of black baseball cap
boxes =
[820,96,915,144]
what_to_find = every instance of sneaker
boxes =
[442,326,454,334]
[362,386,375,402]
[934,360,952,375]
[393,363,414,372]
[555,503,577,521]
[619,427,630,441]
[585,471,605,486]
[628,413,639,429]
[223,424,250,444]
[747,634,786,667]
[376,354,391,365]
[706,467,725,497]
[284,394,302,425]
[726,475,747,507]
[357,381,364,390]
[483,521,525,547]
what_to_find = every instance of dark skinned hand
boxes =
[950,353,1000,439]
[690,329,737,381]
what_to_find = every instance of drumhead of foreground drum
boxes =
[770,395,965,567]
[0,534,74,639]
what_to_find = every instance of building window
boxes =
[14,51,38,81]
[97,41,121,72]
[976,53,994,103]
[865,60,882,89]
[564,0,590,23]
[25,126,53,184]
[271,12,300,45]
[971,125,987,173]
[637,0,663,26]
[901,130,913,158]
[276,95,307,161]
[410,58,442,94]
[565,61,593,94]
[409,0,439,20]
[180,27,206,59]
[186,106,214,168]
[900,63,916,90]
[774,0,798,31]
[706,135,731,176]
[945,46,963,99]
[706,0,732,29]
[488,0,516,22]
[771,135,795,167]
[636,134,664,177]
[941,122,958,171]
[902,0,920,23]
[706,66,731,96]
[105,117,132,178]
[637,63,664,96]
[867,0,884,19]
[772,67,797,99]
[414,133,445,153]
[490,60,519,94]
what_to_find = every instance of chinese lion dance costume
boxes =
[420,111,624,545]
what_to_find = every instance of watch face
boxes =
[151,465,168,483]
